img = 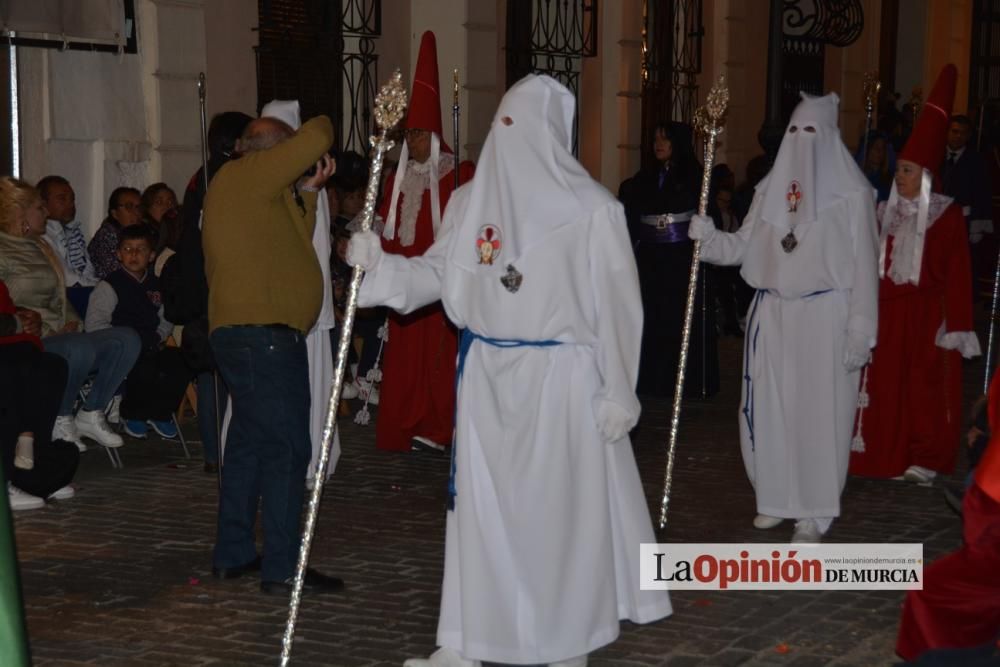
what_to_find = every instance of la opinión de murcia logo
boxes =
[640,544,923,591]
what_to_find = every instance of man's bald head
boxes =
[238,117,295,154]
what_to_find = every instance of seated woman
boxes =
[86,224,193,439]
[0,177,140,451]
[140,182,178,251]
[0,279,79,510]
[88,186,142,280]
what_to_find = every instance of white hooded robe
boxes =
[697,93,879,530]
[358,75,671,664]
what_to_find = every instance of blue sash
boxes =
[448,329,562,510]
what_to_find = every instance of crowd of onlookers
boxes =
[1,118,385,512]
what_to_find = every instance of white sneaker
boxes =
[75,410,124,448]
[48,485,75,501]
[8,484,45,511]
[791,519,822,544]
[105,394,122,425]
[753,514,784,530]
[341,379,359,400]
[53,415,86,452]
[903,465,937,483]
[403,647,481,667]
[356,378,379,405]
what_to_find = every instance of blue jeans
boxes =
[44,327,141,416]
[196,371,228,465]
[210,325,311,582]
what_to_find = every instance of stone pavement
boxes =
[11,334,973,667]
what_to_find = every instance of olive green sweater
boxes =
[203,115,334,333]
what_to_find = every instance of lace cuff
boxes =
[935,326,982,359]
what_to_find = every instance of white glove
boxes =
[347,230,383,270]
[596,400,635,443]
[843,330,871,372]
[688,213,716,242]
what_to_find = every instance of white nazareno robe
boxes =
[359,186,671,664]
[699,188,879,530]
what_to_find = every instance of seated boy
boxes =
[84,225,193,439]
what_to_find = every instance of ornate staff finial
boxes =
[374,69,407,133]
[660,74,729,532]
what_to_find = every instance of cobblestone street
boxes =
[12,335,971,666]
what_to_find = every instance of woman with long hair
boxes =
[619,121,719,398]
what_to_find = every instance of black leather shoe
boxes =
[260,568,345,595]
[212,556,261,580]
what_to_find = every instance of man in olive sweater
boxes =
[202,115,340,595]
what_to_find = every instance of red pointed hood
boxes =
[898,64,957,177]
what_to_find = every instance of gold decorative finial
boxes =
[692,75,730,136]
[374,69,408,132]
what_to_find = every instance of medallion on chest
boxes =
[782,180,802,253]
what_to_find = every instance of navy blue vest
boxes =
[105,268,162,350]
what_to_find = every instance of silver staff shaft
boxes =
[659,76,729,531]
[198,73,209,193]
[280,71,407,667]
[659,127,719,529]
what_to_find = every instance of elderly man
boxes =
[202,114,342,595]
[375,30,475,454]
[350,74,671,667]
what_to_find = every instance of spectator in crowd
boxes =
[162,111,252,474]
[941,114,994,298]
[37,175,98,317]
[327,150,382,401]
[854,130,896,202]
[0,279,79,511]
[202,114,343,594]
[85,225,192,440]
[0,177,140,452]
[89,187,142,280]
[140,182,178,243]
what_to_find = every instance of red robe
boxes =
[375,158,475,451]
[896,371,1000,660]
[850,204,974,478]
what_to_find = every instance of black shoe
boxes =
[204,462,219,474]
[212,556,261,580]
[260,568,345,596]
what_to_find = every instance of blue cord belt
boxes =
[448,329,562,510]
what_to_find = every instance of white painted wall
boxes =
[16,0,257,238]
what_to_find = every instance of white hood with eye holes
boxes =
[754,92,872,231]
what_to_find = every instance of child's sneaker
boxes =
[123,419,148,439]
[148,419,179,439]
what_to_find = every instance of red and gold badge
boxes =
[786,181,802,213]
